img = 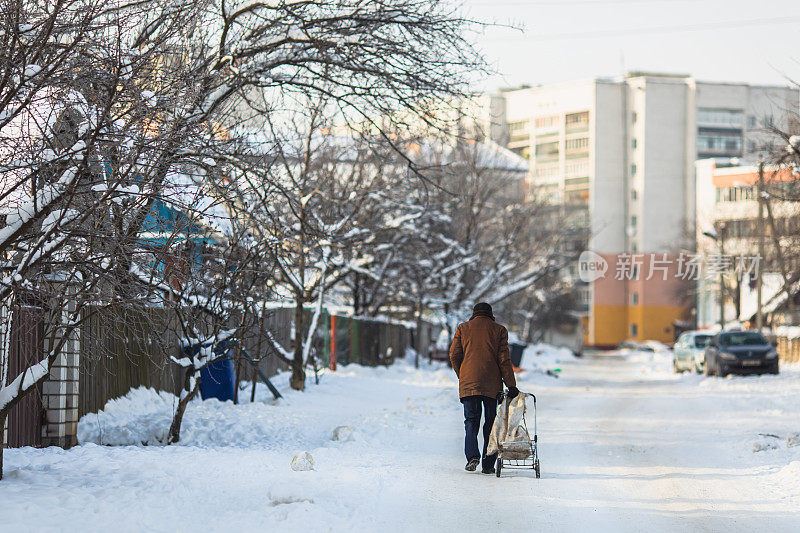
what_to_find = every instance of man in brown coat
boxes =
[449,302,519,473]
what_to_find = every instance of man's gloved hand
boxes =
[496,391,504,403]
[506,386,520,400]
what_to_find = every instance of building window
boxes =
[565,160,589,177]
[565,111,589,126]
[533,164,559,178]
[631,215,637,227]
[566,137,589,151]
[697,133,742,154]
[631,112,638,124]
[631,292,638,305]
[630,164,637,176]
[535,141,560,160]
[631,241,638,253]
[697,108,743,127]
[716,185,755,203]
[632,138,638,149]
[631,189,638,200]
[535,115,559,130]
[565,111,589,132]
[509,120,529,132]
[631,323,638,337]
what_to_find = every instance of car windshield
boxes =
[719,331,767,347]
[694,335,711,348]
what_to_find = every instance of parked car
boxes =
[704,330,779,376]
[672,331,713,373]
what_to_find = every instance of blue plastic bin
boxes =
[199,357,236,402]
[183,339,235,402]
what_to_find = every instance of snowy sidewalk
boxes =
[2,347,800,532]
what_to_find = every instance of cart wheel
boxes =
[535,459,540,479]
[496,458,502,478]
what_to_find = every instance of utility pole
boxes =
[756,161,765,330]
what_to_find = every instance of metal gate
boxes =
[5,302,45,448]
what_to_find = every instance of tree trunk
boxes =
[167,368,200,444]
[352,273,361,316]
[290,298,306,391]
[415,299,425,368]
[233,355,241,405]
[250,366,258,403]
[0,412,6,481]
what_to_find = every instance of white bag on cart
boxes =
[487,393,532,459]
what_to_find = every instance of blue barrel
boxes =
[197,341,236,402]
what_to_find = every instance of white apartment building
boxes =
[695,161,797,329]
[487,73,798,347]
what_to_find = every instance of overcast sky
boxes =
[462,0,800,91]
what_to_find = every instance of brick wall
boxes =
[41,342,79,448]
[40,285,80,448]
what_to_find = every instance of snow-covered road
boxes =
[2,347,799,532]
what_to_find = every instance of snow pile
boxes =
[694,364,800,463]
[623,343,675,377]
[517,343,573,379]
[78,387,175,445]
[78,356,458,448]
[753,436,781,453]
[290,451,315,471]
[331,425,354,441]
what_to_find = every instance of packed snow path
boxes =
[2,348,799,532]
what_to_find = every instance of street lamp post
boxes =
[703,222,727,329]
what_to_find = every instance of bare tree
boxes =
[392,137,575,334]
[0,0,199,478]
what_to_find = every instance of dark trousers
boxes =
[461,395,497,469]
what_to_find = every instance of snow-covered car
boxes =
[618,339,668,353]
[704,330,779,377]
[617,339,641,351]
[672,331,712,373]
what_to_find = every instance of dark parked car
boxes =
[704,331,779,376]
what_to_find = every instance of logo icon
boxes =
[578,251,608,283]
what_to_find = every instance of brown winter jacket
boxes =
[448,315,517,399]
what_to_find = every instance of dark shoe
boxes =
[481,466,495,474]
[465,457,480,471]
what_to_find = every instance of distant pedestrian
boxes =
[449,302,518,474]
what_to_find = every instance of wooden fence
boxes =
[78,307,182,418]
[77,305,430,417]
[775,336,800,364]
[4,302,46,448]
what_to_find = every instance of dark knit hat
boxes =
[471,302,494,320]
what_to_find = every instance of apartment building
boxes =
[487,73,798,347]
[695,161,798,329]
